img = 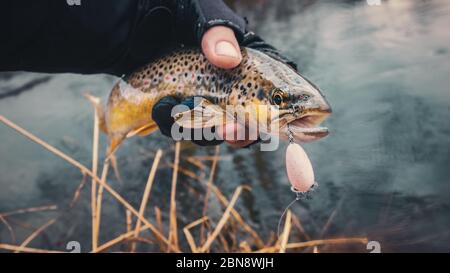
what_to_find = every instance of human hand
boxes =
[147,0,296,147]
[151,0,257,147]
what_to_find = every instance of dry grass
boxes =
[0,110,369,253]
[90,97,100,251]
[168,142,181,252]
[130,149,162,252]
[279,210,292,253]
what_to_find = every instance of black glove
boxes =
[152,96,224,146]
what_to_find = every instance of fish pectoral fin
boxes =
[126,123,158,138]
[173,98,230,129]
[136,124,158,136]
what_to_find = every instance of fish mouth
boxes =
[285,109,331,142]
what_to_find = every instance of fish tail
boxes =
[84,93,108,134]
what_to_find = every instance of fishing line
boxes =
[277,188,301,237]
[277,124,318,237]
[277,184,318,237]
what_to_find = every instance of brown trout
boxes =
[88,47,331,155]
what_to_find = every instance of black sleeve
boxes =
[0,0,139,75]
[0,0,295,77]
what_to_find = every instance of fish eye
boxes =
[271,89,285,106]
[273,94,283,105]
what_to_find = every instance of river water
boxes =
[1,0,450,252]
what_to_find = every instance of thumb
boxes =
[201,26,242,69]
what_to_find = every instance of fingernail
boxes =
[215,41,240,59]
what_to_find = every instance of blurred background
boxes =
[1,0,450,252]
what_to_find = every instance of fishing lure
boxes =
[278,125,319,236]
[285,125,317,195]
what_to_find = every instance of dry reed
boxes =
[131,149,163,252]
[0,111,369,253]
